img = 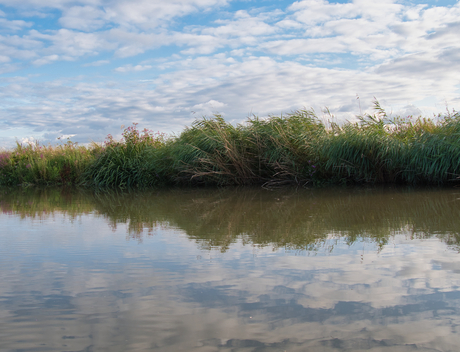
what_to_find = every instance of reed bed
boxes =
[1,102,459,188]
[0,140,97,186]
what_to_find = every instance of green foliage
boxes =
[1,102,459,188]
[320,102,460,185]
[169,110,324,186]
[82,123,170,188]
[0,140,95,186]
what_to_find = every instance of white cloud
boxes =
[202,10,277,38]
[106,29,169,58]
[288,0,359,25]
[259,38,348,55]
[19,136,36,144]
[0,0,230,29]
[0,35,41,63]
[275,18,303,30]
[59,5,107,31]
[103,0,229,29]
[375,47,460,101]
[2,50,458,148]
[32,28,115,57]
[404,4,427,20]
[176,33,224,55]
[0,0,459,146]
[0,1,232,65]
[82,59,110,66]
[0,63,22,74]
[57,133,76,139]
[114,64,152,72]
[191,99,227,115]
[32,53,61,65]
[0,0,81,8]
[2,0,456,70]
[0,18,33,31]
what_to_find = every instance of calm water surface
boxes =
[1,186,460,351]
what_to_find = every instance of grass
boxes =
[0,139,97,186]
[82,124,168,188]
[1,101,459,188]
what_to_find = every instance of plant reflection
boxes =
[1,186,460,252]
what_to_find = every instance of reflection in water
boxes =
[2,186,460,250]
[1,186,460,351]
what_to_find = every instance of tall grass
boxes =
[82,124,169,188]
[321,104,460,185]
[170,110,324,186]
[0,140,97,186]
[1,101,459,188]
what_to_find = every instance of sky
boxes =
[0,0,459,147]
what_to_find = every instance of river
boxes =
[1,186,460,351]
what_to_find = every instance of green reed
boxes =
[1,101,459,188]
[321,104,460,185]
[169,103,460,187]
[0,139,97,186]
[82,124,169,188]
[169,110,324,186]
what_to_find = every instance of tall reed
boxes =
[82,124,169,188]
[169,110,324,186]
[1,101,459,188]
[0,140,96,186]
[321,104,460,185]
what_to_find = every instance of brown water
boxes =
[1,186,460,351]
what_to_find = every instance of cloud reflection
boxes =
[1,187,460,351]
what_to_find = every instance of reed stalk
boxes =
[1,102,459,188]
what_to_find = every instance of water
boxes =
[1,186,460,351]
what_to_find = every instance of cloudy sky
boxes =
[0,0,459,147]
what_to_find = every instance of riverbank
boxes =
[1,102,459,188]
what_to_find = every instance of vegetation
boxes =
[82,124,168,188]
[0,139,97,186]
[1,102,459,188]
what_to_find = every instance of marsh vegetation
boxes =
[1,102,459,188]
